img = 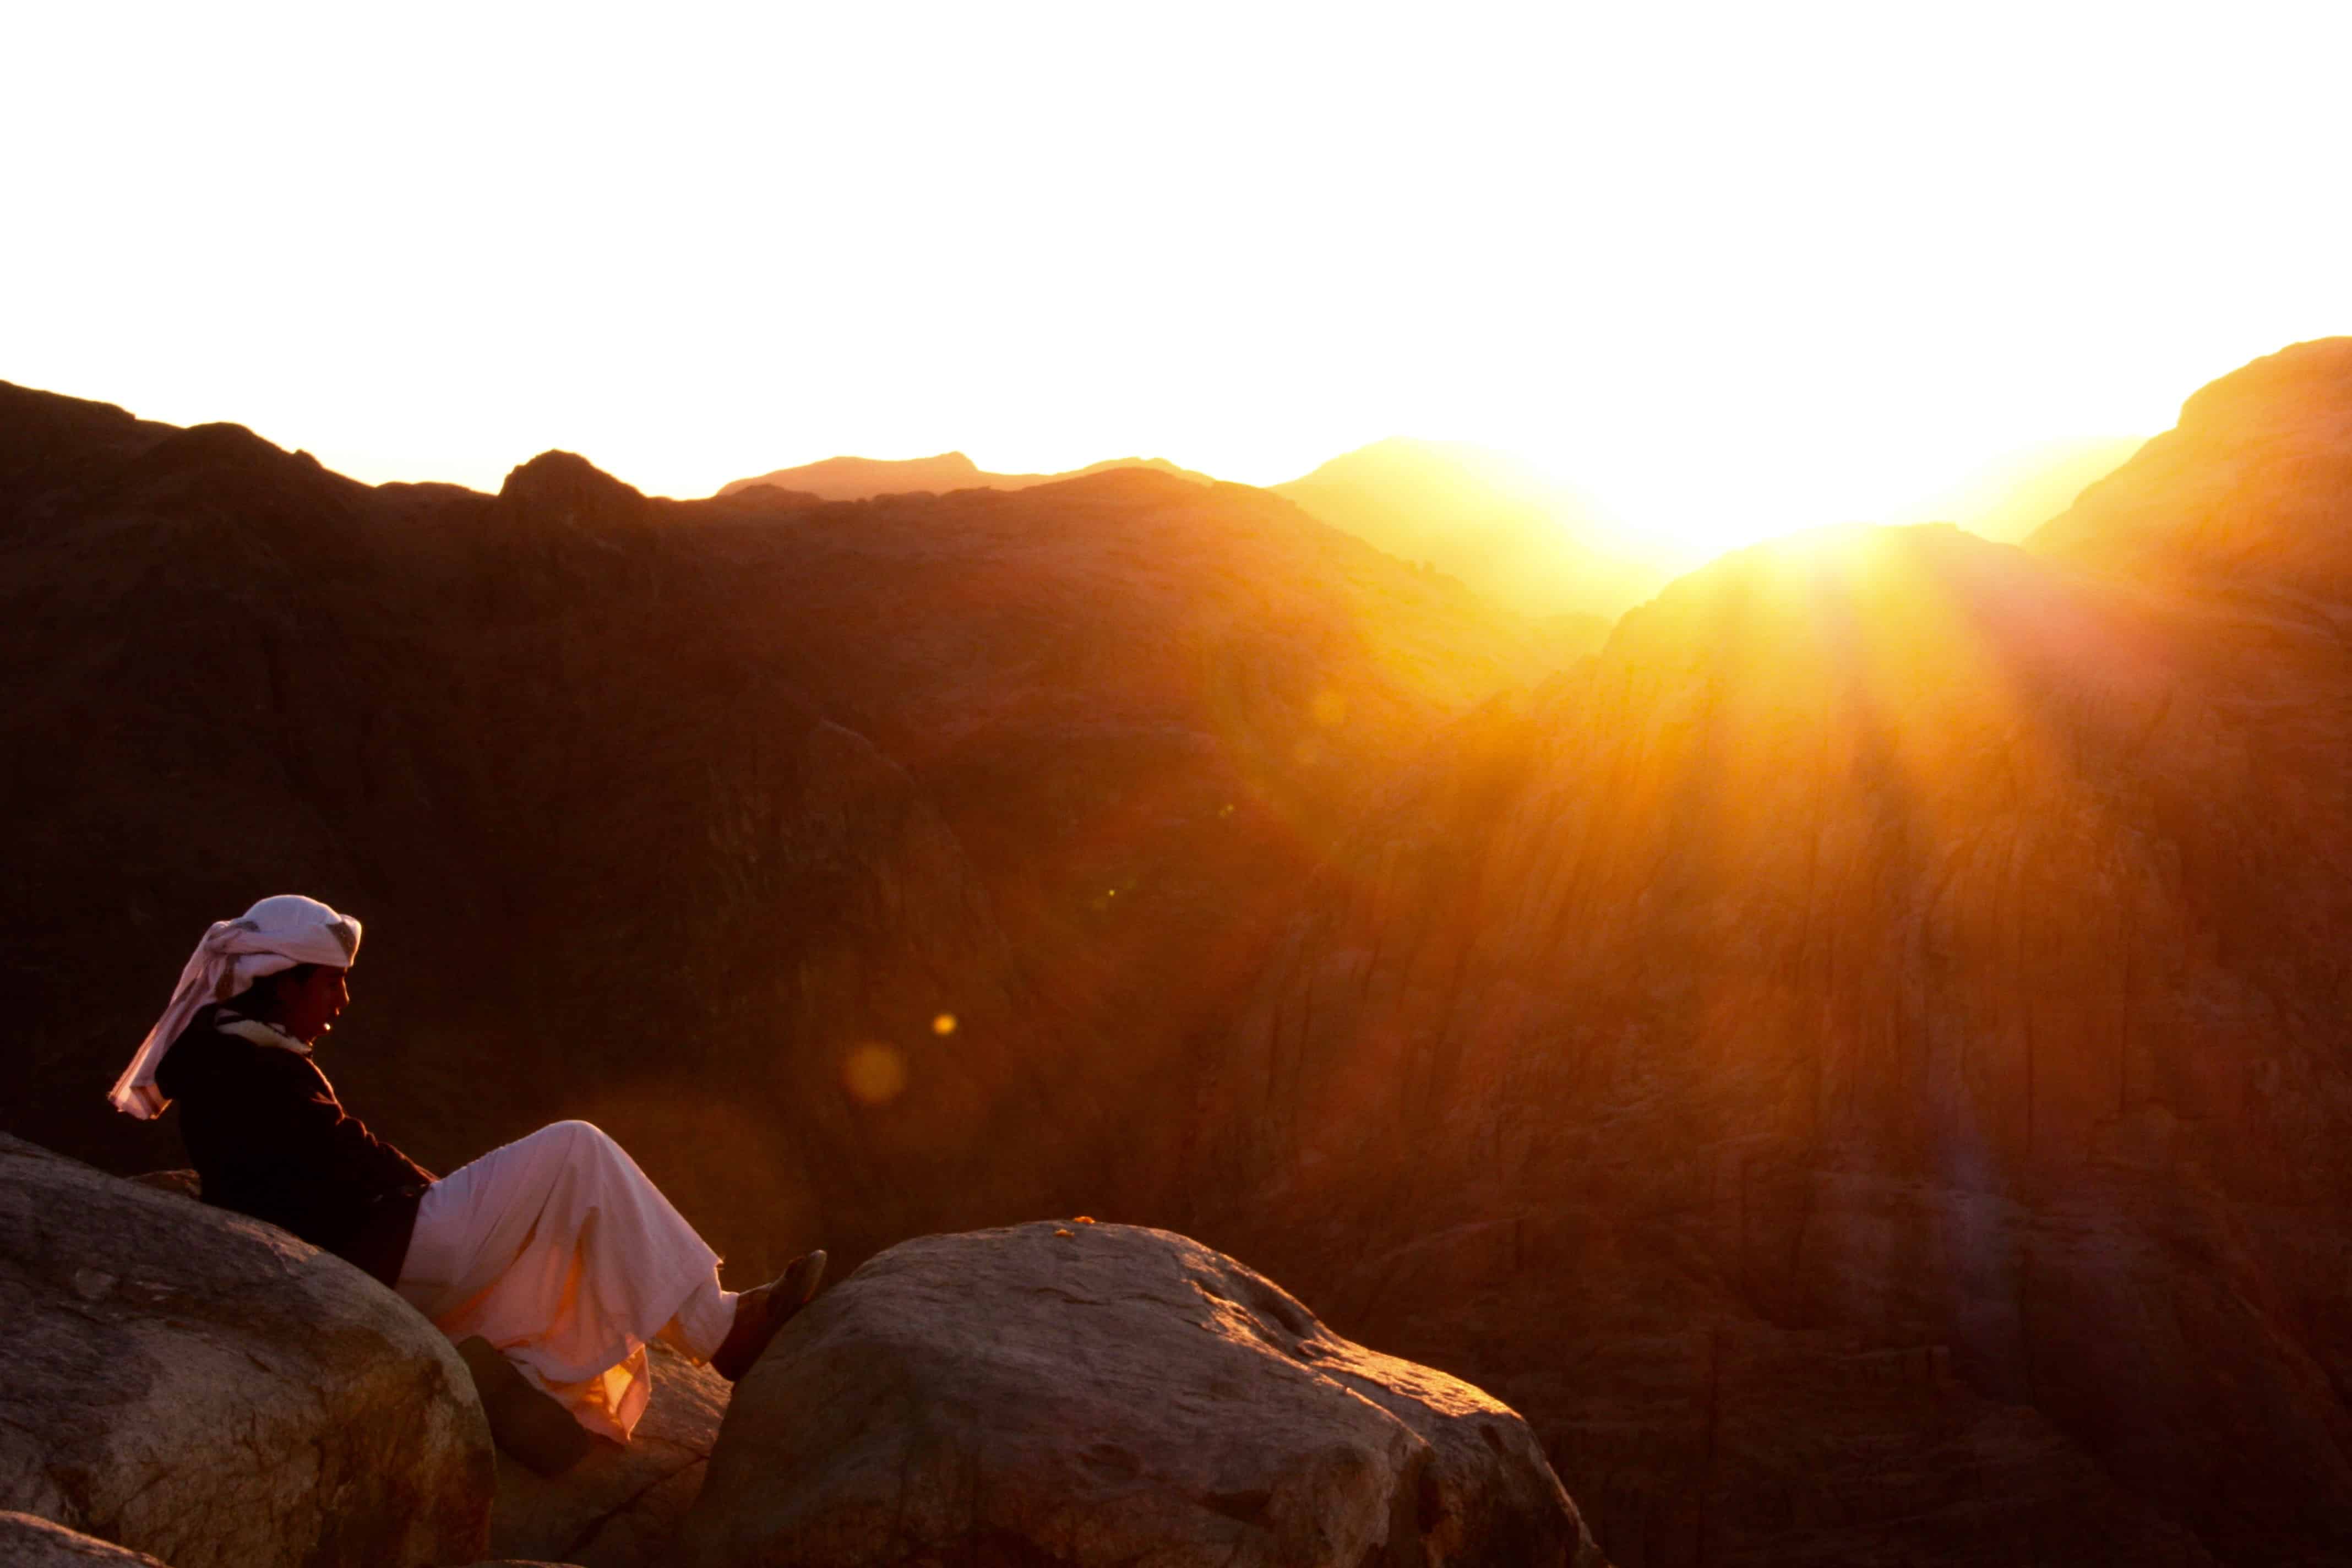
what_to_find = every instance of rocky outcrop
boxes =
[685,1222,1596,1568]
[0,1512,173,1567]
[0,1136,493,1568]
[2031,337,2352,594]
[491,1342,726,1568]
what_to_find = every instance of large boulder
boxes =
[491,1341,727,1568]
[684,1222,1600,1568]
[0,1135,493,1568]
[0,1512,172,1566]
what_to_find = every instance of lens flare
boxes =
[841,1043,907,1107]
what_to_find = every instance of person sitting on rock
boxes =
[108,894,824,1454]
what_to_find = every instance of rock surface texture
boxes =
[1186,342,2352,1563]
[0,1136,493,1568]
[0,1512,173,1566]
[685,1222,1597,1568]
[491,1342,727,1568]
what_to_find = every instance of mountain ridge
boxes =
[2029,335,2352,593]
[715,449,1218,500]
[1272,437,1667,622]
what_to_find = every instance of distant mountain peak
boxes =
[496,449,650,533]
[500,449,643,502]
[1273,437,1661,621]
[130,421,330,484]
[716,451,1213,502]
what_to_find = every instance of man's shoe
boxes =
[711,1248,828,1382]
[454,1335,595,1477]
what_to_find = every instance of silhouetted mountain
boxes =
[10,342,2352,1563]
[731,439,1631,648]
[1273,438,1664,620]
[716,450,1216,500]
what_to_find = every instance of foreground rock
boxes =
[686,1222,1598,1568]
[0,1512,172,1566]
[492,1342,727,1568]
[0,1136,493,1568]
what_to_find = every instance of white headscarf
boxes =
[109,894,363,1120]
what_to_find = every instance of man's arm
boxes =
[260,1050,437,1191]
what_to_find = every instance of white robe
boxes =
[394,1120,736,1441]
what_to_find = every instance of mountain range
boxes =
[716,450,1218,500]
[7,338,2351,1561]
[715,434,2146,628]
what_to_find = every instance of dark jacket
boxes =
[153,1005,433,1286]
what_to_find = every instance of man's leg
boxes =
[396,1119,734,1441]
[657,1275,738,1362]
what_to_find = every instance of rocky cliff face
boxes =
[1180,344,2352,1561]
[2031,337,2352,596]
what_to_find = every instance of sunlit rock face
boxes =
[1186,347,2352,1561]
[684,1222,1597,1568]
[2032,336,2352,594]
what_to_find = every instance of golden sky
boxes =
[5,2,2347,561]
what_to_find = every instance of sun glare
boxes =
[1520,416,2156,571]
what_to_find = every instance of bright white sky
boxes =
[4,2,2347,557]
